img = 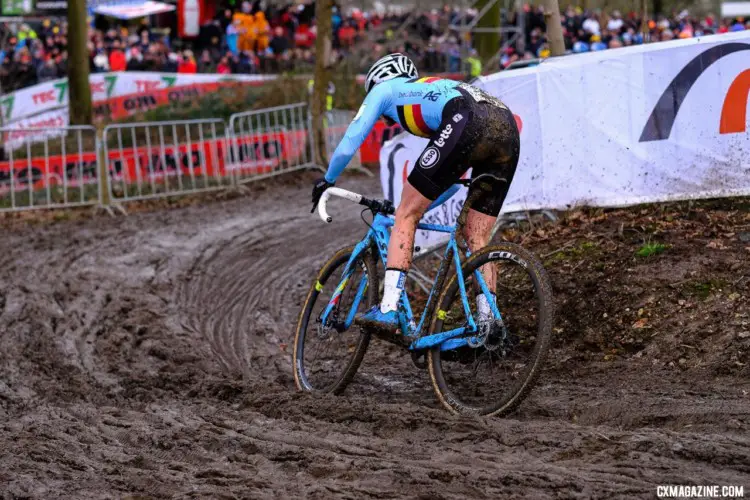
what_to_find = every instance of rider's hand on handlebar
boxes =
[311,177,334,213]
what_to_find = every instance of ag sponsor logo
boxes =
[452,113,463,123]
[423,91,441,101]
[420,147,440,168]
[434,124,453,148]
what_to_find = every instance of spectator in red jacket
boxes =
[217,55,232,74]
[109,40,126,71]
[294,24,314,49]
[178,50,197,73]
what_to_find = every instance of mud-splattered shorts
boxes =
[408,85,520,217]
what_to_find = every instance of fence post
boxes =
[96,124,111,208]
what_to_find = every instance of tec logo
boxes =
[420,147,440,168]
[434,124,453,148]
[640,43,750,142]
[423,91,441,102]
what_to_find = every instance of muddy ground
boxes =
[0,173,748,499]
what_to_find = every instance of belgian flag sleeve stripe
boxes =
[397,105,408,130]
[410,105,430,136]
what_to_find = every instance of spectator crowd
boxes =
[501,6,750,67]
[1,0,749,92]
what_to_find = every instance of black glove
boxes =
[311,177,334,213]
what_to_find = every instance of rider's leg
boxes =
[464,208,497,289]
[380,181,432,313]
[360,99,471,328]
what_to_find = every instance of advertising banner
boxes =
[2,107,68,152]
[1,72,276,151]
[1,72,275,124]
[381,30,750,215]
[0,129,308,193]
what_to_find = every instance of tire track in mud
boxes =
[177,184,369,379]
[1,176,749,498]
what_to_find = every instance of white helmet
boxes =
[364,53,418,93]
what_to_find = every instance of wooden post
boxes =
[540,0,566,56]
[311,0,334,166]
[474,0,501,62]
[68,0,92,125]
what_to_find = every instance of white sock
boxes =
[380,269,406,313]
[477,292,496,319]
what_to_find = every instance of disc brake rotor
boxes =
[467,319,508,352]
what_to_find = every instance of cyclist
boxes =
[311,53,520,331]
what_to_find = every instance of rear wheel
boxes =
[293,246,378,394]
[427,242,553,416]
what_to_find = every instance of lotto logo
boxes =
[452,113,463,123]
[435,124,453,148]
[420,147,440,168]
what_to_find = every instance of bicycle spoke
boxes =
[429,243,553,415]
[295,249,375,393]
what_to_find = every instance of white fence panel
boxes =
[103,119,232,202]
[227,103,317,184]
[0,125,101,212]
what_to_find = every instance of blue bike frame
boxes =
[319,213,503,352]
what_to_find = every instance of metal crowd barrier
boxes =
[324,109,354,161]
[102,119,232,203]
[227,103,317,185]
[324,109,373,177]
[0,125,101,212]
[0,103,372,214]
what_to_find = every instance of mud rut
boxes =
[0,175,748,499]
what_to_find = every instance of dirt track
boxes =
[1,174,748,499]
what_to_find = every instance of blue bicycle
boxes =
[293,175,553,416]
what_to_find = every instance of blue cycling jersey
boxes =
[324,77,463,183]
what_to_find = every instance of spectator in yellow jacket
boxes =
[234,2,255,52]
[255,11,271,52]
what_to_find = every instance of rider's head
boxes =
[364,53,418,94]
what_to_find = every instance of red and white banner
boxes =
[1,72,275,125]
[0,129,308,194]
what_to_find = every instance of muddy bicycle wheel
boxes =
[427,242,553,416]
[293,245,378,394]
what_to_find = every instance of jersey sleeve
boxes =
[324,84,390,183]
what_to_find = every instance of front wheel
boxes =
[293,245,378,394]
[427,242,553,416]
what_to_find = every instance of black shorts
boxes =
[408,87,520,217]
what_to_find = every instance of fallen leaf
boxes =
[632,318,648,329]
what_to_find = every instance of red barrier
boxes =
[0,129,308,193]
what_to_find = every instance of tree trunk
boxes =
[474,0,501,62]
[653,0,663,16]
[68,0,92,125]
[540,0,565,56]
[311,0,333,166]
